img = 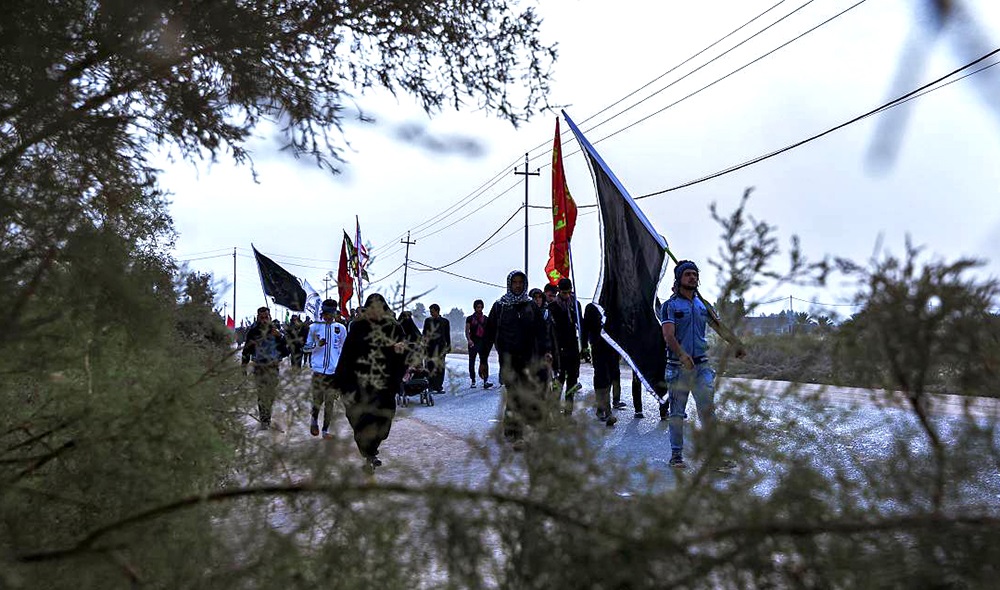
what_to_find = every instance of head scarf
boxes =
[498,270,531,306]
[672,260,699,292]
[363,293,393,318]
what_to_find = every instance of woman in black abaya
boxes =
[334,293,407,471]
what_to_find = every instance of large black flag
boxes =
[252,244,307,312]
[563,111,668,397]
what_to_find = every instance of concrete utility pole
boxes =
[513,152,539,274]
[400,232,416,310]
[232,247,237,324]
[323,273,331,299]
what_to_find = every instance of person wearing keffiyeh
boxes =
[486,270,552,448]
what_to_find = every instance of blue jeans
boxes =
[666,363,716,454]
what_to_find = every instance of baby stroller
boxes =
[397,365,433,407]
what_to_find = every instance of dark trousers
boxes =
[500,352,546,441]
[344,394,395,459]
[621,374,643,413]
[555,350,580,399]
[468,340,489,382]
[290,347,304,368]
[311,372,337,431]
[254,364,280,426]
[427,345,446,391]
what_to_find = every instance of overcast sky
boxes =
[160,0,1000,325]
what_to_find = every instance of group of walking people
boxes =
[242,294,407,472]
[476,261,745,466]
[241,258,745,471]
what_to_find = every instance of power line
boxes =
[408,206,524,272]
[791,296,861,307]
[373,156,522,251]
[175,247,231,258]
[509,0,871,211]
[580,0,821,139]
[236,247,335,265]
[409,178,524,244]
[590,0,870,149]
[369,262,406,285]
[178,253,232,263]
[408,261,504,289]
[371,1,866,259]
[374,0,804,253]
[518,0,804,164]
[236,252,331,272]
[635,44,1000,200]
[753,295,860,308]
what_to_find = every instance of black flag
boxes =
[252,244,307,312]
[562,111,668,398]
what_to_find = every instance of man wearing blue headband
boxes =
[660,260,746,469]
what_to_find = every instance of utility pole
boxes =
[232,247,237,325]
[788,294,793,334]
[323,273,331,299]
[400,231,416,310]
[513,152,539,274]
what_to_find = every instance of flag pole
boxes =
[567,242,582,346]
[233,246,237,327]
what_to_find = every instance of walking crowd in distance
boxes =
[239,260,745,472]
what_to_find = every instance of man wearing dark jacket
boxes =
[241,307,290,429]
[422,303,451,392]
[486,270,552,448]
[549,278,583,415]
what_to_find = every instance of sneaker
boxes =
[595,410,608,421]
[483,382,494,389]
[322,430,333,440]
[372,457,383,467]
[310,420,319,436]
[471,381,477,388]
[669,454,687,469]
[604,415,618,427]
[634,412,644,419]
[714,459,737,472]
[613,401,627,410]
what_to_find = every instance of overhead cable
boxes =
[408,261,504,289]
[378,0,804,251]
[635,45,1000,200]
[408,207,524,272]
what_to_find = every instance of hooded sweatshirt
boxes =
[304,319,347,375]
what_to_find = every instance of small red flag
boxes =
[545,117,578,285]
[226,315,235,329]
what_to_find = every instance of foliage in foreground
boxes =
[3,195,999,589]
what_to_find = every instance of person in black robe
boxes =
[334,293,407,472]
[422,303,452,392]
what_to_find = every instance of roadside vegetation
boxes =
[3,2,998,587]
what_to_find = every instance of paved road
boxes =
[260,352,1000,501]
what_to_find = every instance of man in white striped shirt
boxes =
[304,299,347,438]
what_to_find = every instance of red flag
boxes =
[338,232,354,311]
[226,315,235,329]
[545,117,578,285]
